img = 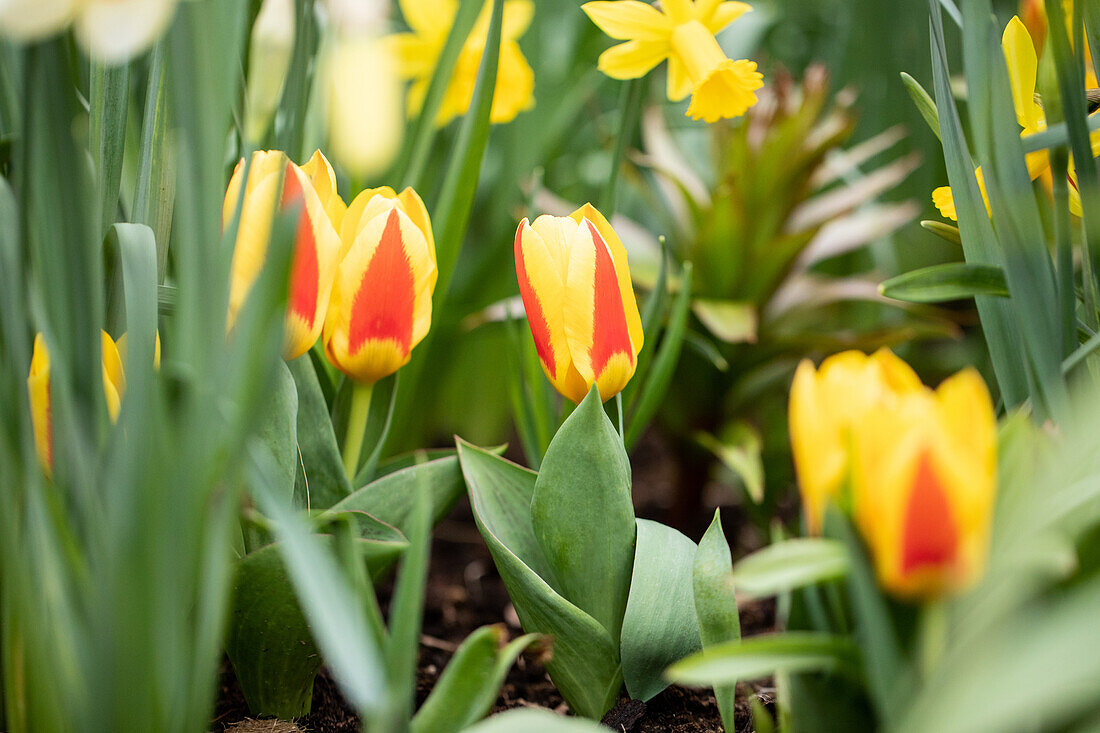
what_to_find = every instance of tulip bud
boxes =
[244,0,296,144]
[852,369,997,599]
[513,203,644,403]
[322,186,436,383]
[223,150,343,360]
[788,349,924,534]
[27,331,130,475]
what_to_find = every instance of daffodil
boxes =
[933,15,1100,220]
[387,0,535,127]
[0,0,178,64]
[582,0,763,122]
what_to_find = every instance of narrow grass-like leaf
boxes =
[879,262,1008,303]
[667,632,860,687]
[90,62,129,232]
[600,78,644,218]
[288,355,352,510]
[900,72,941,140]
[732,539,850,600]
[920,220,961,245]
[693,510,740,733]
[625,262,693,450]
[132,42,174,283]
[463,709,610,732]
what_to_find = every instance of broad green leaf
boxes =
[732,538,850,600]
[411,626,542,733]
[256,360,299,507]
[621,520,701,701]
[696,424,764,503]
[667,632,860,687]
[288,355,351,510]
[531,386,636,648]
[694,510,740,733]
[691,297,756,344]
[879,262,1008,303]
[463,709,611,733]
[458,440,623,719]
[900,72,941,140]
[327,455,466,540]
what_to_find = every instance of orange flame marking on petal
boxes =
[587,220,634,378]
[281,166,322,329]
[348,209,416,355]
[514,222,557,375]
[901,451,959,576]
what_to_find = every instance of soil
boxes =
[214,437,778,732]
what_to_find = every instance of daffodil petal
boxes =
[502,0,534,40]
[398,0,456,35]
[581,0,672,41]
[666,55,692,101]
[597,39,668,80]
[490,41,535,123]
[1002,15,1044,133]
[706,1,752,33]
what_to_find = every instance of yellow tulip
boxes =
[387,0,535,126]
[788,349,924,535]
[223,149,343,361]
[852,369,997,599]
[27,331,130,475]
[513,203,644,403]
[322,185,436,384]
[582,0,762,122]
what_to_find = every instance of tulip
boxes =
[223,149,342,361]
[322,185,436,477]
[514,203,644,404]
[852,369,997,599]
[0,0,179,64]
[27,331,127,474]
[788,348,924,535]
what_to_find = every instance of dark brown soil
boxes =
[214,441,778,732]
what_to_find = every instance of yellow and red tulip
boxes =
[852,368,997,599]
[27,331,128,475]
[322,186,436,384]
[223,149,343,361]
[513,203,644,403]
[788,348,924,535]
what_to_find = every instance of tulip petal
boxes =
[597,40,669,80]
[301,149,347,231]
[900,451,959,577]
[581,1,672,41]
[340,186,399,260]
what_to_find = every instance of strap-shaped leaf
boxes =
[732,538,851,600]
[458,440,623,719]
[694,510,740,733]
[667,632,860,687]
[288,355,352,510]
[880,262,1008,303]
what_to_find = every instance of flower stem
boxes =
[342,381,374,479]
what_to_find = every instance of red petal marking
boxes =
[280,167,322,328]
[514,224,557,375]
[587,220,634,378]
[1070,174,1080,194]
[901,451,959,576]
[348,209,416,355]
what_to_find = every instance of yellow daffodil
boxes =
[582,0,763,122]
[1019,0,1097,86]
[852,368,997,599]
[788,349,924,535]
[933,15,1100,220]
[0,0,178,64]
[514,203,644,403]
[387,0,535,127]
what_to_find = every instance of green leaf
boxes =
[666,632,860,687]
[626,263,695,450]
[458,440,623,719]
[531,386,636,648]
[879,262,1008,303]
[327,455,466,540]
[256,360,299,508]
[463,709,611,733]
[411,626,542,733]
[691,296,756,344]
[900,72,941,140]
[920,220,961,246]
[288,355,352,510]
[620,520,701,701]
[696,425,764,504]
[132,42,174,283]
[90,61,128,232]
[694,510,740,733]
[732,538,850,600]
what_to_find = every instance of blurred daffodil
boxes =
[933,15,1100,220]
[0,0,178,64]
[788,348,924,535]
[582,0,762,122]
[387,0,535,126]
[852,368,997,599]
[514,203,644,403]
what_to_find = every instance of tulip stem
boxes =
[917,600,947,679]
[342,381,374,480]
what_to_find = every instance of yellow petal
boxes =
[666,55,692,101]
[598,39,669,80]
[660,0,693,24]
[385,32,439,78]
[1002,16,1044,133]
[502,0,534,41]
[705,1,752,33]
[27,333,52,474]
[686,58,762,122]
[490,41,535,123]
[301,150,347,232]
[581,0,672,41]
[398,0,456,35]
